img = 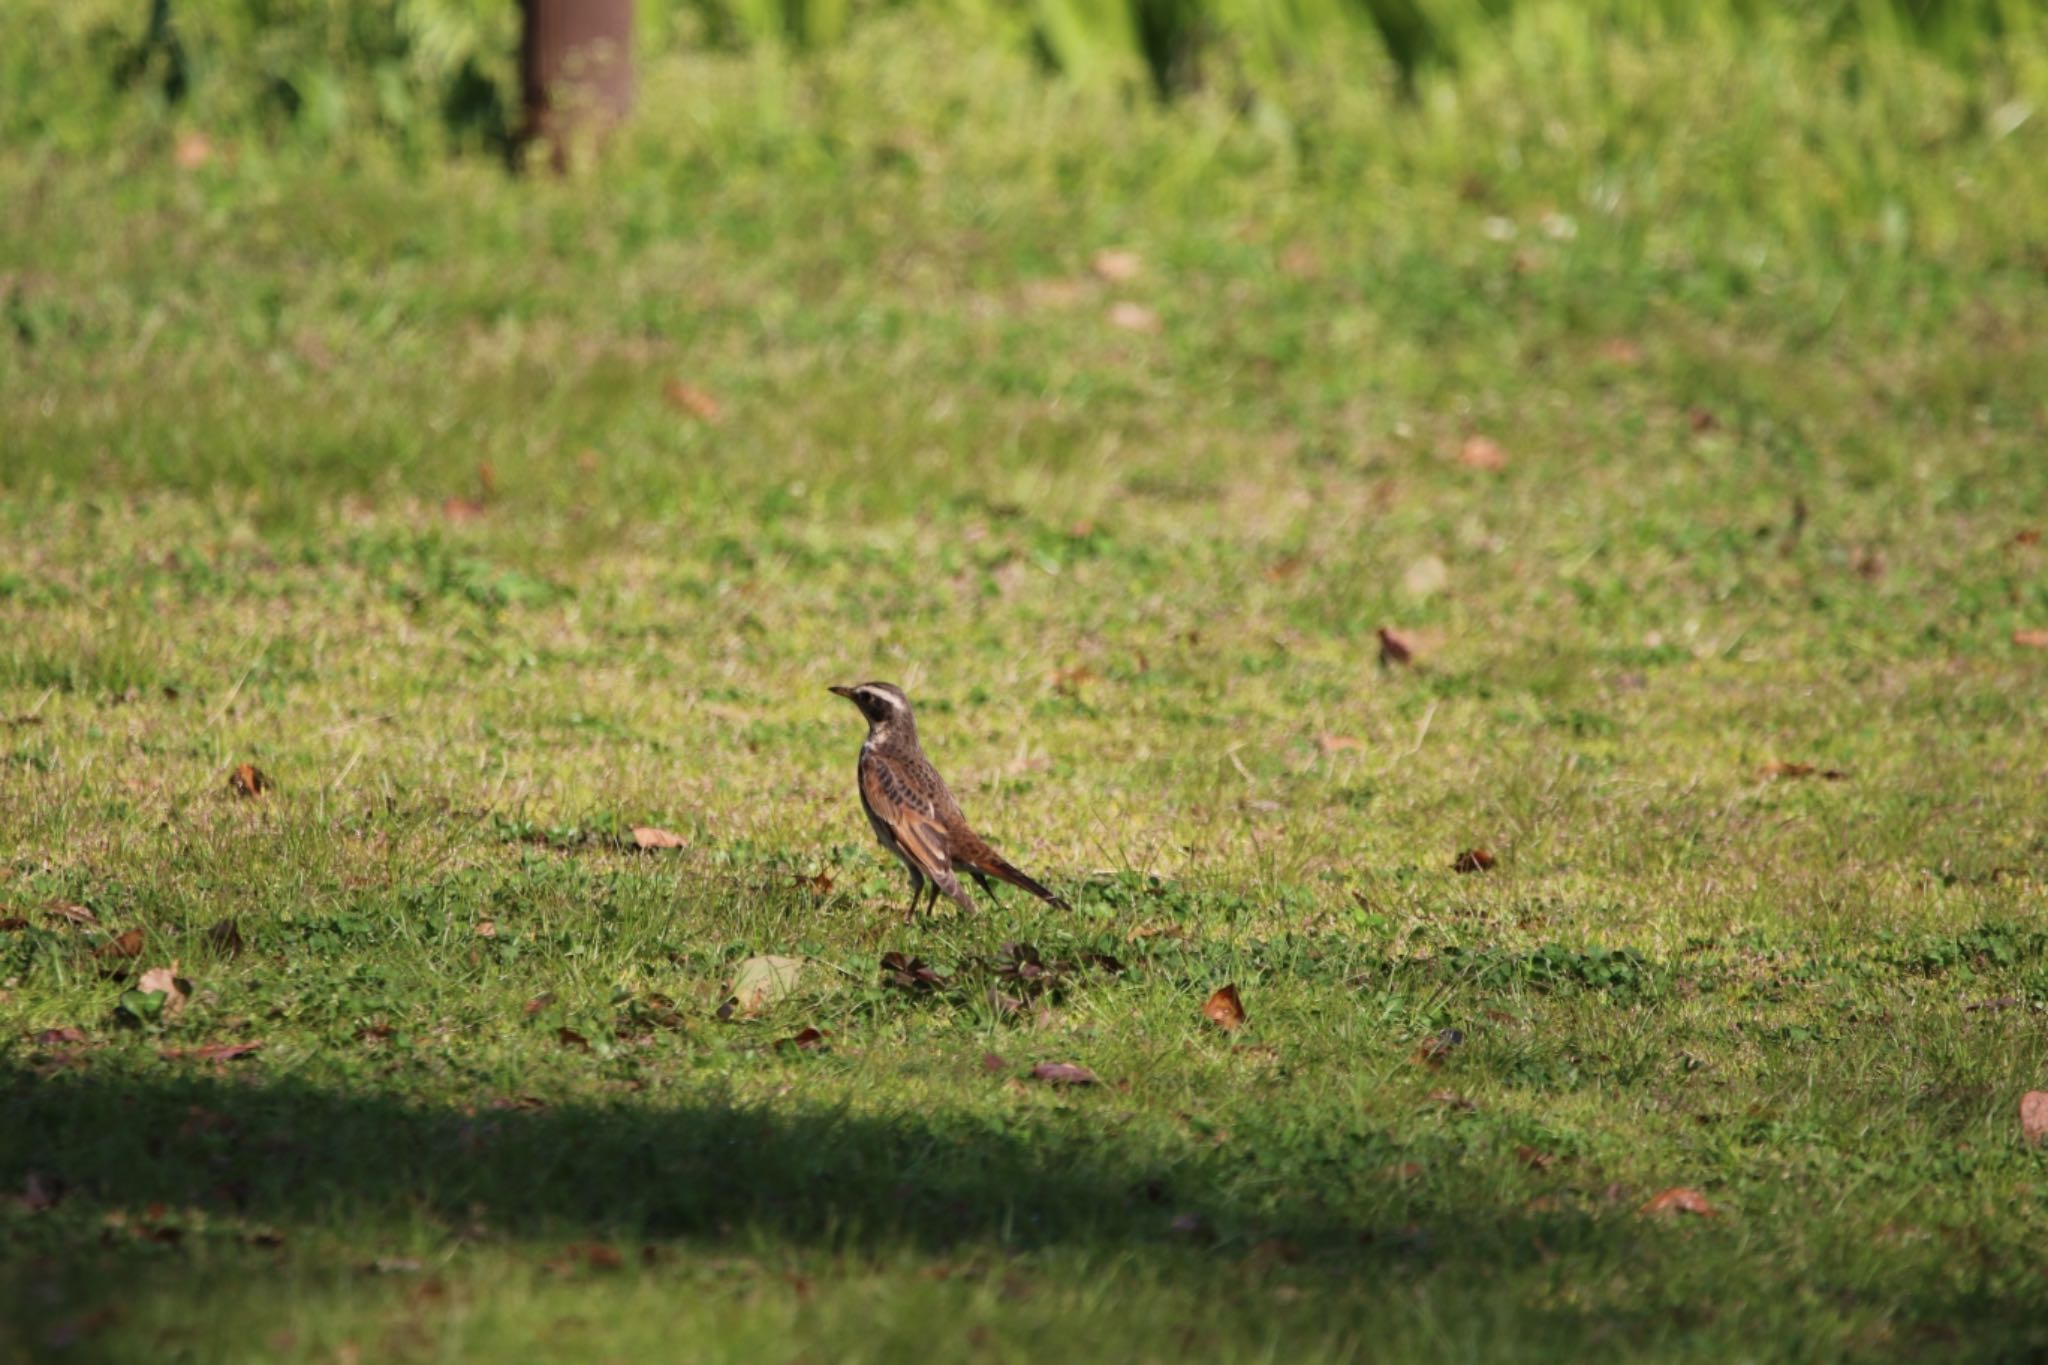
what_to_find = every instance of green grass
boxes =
[5,7,2048,1361]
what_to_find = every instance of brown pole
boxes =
[519,0,635,168]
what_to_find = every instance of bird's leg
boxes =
[903,870,927,924]
[971,871,1003,910]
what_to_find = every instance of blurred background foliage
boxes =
[7,0,2044,156]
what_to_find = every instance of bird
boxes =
[828,681,1068,922]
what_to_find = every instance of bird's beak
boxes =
[827,684,856,699]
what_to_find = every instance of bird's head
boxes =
[828,681,915,732]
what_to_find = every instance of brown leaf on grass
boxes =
[228,763,270,798]
[1760,761,1849,781]
[1377,627,1417,666]
[0,916,27,932]
[49,903,98,928]
[630,826,687,850]
[2021,1091,2048,1146]
[20,1172,67,1212]
[556,1027,591,1052]
[1029,1062,1098,1087]
[1410,1028,1464,1067]
[1402,555,1449,597]
[1091,248,1143,282]
[1202,984,1247,1032]
[203,918,243,958]
[2015,529,2042,547]
[96,928,145,960]
[2014,629,2048,649]
[137,963,189,1017]
[880,952,948,991]
[173,132,213,170]
[777,1027,828,1052]
[160,1041,262,1063]
[524,993,556,1017]
[797,869,834,895]
[1639,1186,1717,1217]
[1452,848,1496,874]
[1514,1145,1556,1171]
[1107,301,1161,334]
[1262,555,1304,583]
[1457,435,1508,472]
[1687,407,1720,433]
[441,496,488,523]
[474,920,497,939]
[1316,733,1364,755]
[1277,242,1321,279]
[662,381,722,423]
[34,1027,88,1046]
[981,1051,1008,1074]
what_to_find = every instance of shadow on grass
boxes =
[0,1064,1380,1254]
[5,1065,2046,1361]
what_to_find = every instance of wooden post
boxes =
[519,0,635,168]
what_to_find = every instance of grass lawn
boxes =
[4,11,2048,1361]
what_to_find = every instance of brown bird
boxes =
[829,681,1068,921]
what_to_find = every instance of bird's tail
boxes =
[969,847,1069,909]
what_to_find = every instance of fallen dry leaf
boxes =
[2014,629,2048,650]
[879,951,948,991]
[160,1041,262,1063]
[2014,529,2041,547]
[1457,435,1507,472]
[473,920,497,939]
[1402,554,1449,598]
[662,381,722,422]
[524,993,556,1017]
[1091,248,1143,282]
[20,1172,66,1213]
[1377,627,1417,666]
[1597,338,1644,366]
[1202,984,1247,1032]
[1316,733,1364,755]
[630,826,687,850]
[1639,1186,1717,1217]
[96,928,145,961]
[34,1027,88,1046]
[723,954,803,1019]
[137,963,189,1018]
[1452,848,1496,874]
[1514,1145,1556,1171]
[1411,1028,1464,1067]
[48,903,97,928]
[777,1027,828,1052]
[1687,407,1719,433]
[2022,1091,2048,1146]
[202,918,243,958]
[173,132,213,170]
[1107,301,1161,334]
[556,1027,591,1052]
[228,763,270,798]
[1759,761,1849,782]
[1029,1061,1098,1087]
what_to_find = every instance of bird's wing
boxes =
[860,751,955,883]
